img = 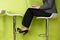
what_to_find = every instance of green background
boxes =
[0,0,60,40]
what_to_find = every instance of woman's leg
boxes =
[20,8,52,30]
[22,8,34,29]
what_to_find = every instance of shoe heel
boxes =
[23,30,28,35]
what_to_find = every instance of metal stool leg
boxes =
[46,19,48,40]
[39,19,49,40]
[13,16,16,40]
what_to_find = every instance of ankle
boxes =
[24,27,28,29]
[21,27,28,30]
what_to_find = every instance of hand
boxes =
[31,4,40,9]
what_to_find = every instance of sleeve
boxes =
[40,0,54,10]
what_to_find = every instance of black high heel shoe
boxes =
[17,28,28,35]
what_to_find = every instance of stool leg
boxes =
[13,16,16,40]
[46,19,48,40]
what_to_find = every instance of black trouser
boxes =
[22,8,52,28]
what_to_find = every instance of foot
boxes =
[19,27,28,31]
[17,27,28,35]
[17,27,28,34]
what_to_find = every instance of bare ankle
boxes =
[21,27,28,30]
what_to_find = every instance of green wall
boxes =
[0,0,60,40]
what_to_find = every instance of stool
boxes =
[36,13,58,40]
[0,10,23,40]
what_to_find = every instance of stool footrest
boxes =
[39,34,48,37]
